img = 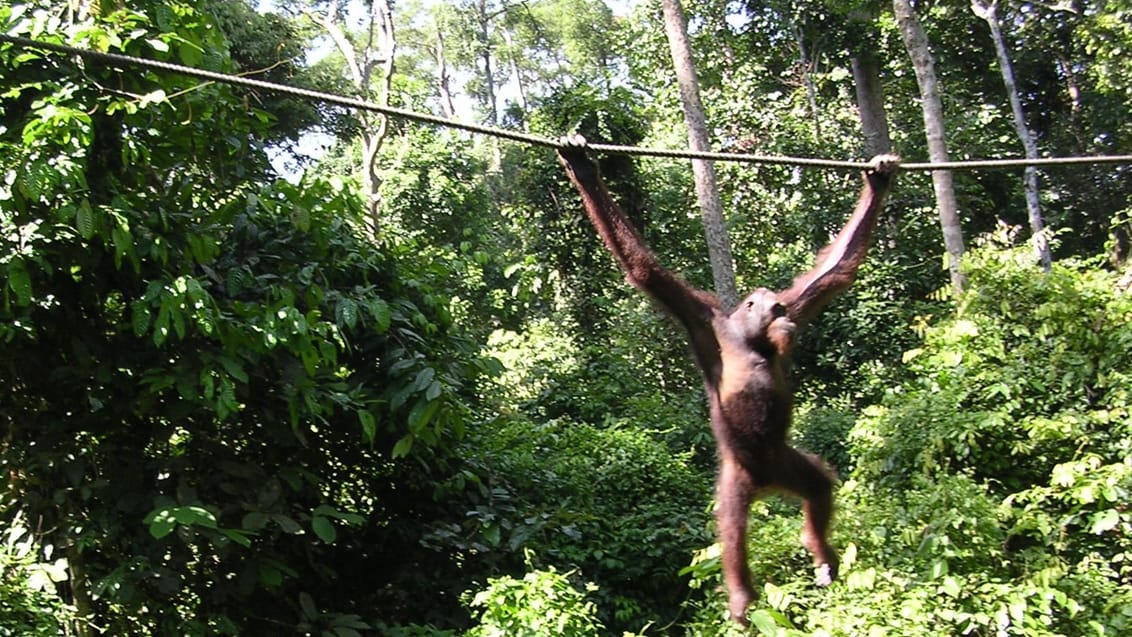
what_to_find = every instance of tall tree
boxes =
[972,0,1051,271]
[892,0,967,295]
[470,0,502,125]
[846,8,892,156]
[661,0,739,307]
[303,0,396,232]
[433,8,459,119]
[851,51,891,156]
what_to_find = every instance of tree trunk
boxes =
[435,25,457,119]
[500,27,529,127]
[307,0,396,235]
[475,0,499,126]
[66,543,94,637]
[973,0,1051,271]
[660,0,739,308]
[850,50,892,156]
[794,24,823,141]
[893,0,966,295]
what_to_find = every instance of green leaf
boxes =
[291,204,311,231]
[241,511,269,531]
[172,506,218,529]
[110,224,133,270]
[357,410,377,443]
[272,514,302,534]
[75,198,95,239]
[7,258,32,305]
[368,298,391,333]
[217,355,249,383]
[482,523,500,547]
[148,511,176,539]
[408,398,441,434]
[336,298,358,329]
[146,506,217,538]
[299,592,318,621]
[311,516,337,544]
[222,529,253,547]
[131,300,151,337]
[391,434,414,459]
[749,609,781,634]
[177,41,203,67]
[259,563,283,588]
[412,367,435,392]
[390,383,415,410]
[1090,509,1120,534]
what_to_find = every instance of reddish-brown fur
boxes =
[557,136,899,624]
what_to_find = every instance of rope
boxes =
[5,33,1132,172]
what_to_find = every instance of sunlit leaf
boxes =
[1090,509,1120,534]
[391,434,413,459]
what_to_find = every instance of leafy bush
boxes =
[0,5,487,633]
[0,517,73,637]
[677,244,1132,636]
[851,246,1132,493]
[464,554,604,637]
[427,415,713,634]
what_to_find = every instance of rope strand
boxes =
[5,34,1132,172]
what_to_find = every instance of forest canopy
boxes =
[2,1,1131,636]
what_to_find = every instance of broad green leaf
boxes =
[7,258,32,305]
[390,383,415,410]
[336,298,358,329]
[1090,509,1120,534]
[482,523,500,546]
[148,511,176,539]
[217,355,248,383]
[408,398,441,434]
[749,610,781,634]
[172,506,218,529]
[259,563,283,588]
[75,199,95,239]
[291,204,310,231]
[271,514,302,534]
[412,367,435,392]
[389,357,417,375]
[110,225,133,269]
[131,300,151,337]
[222,529,252,547]
[311,516,336,544]
[241,511,268,531]
[299,592,317,621]
[357,410,376,443]
[391,434,413,459]
[368,298,391,333]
